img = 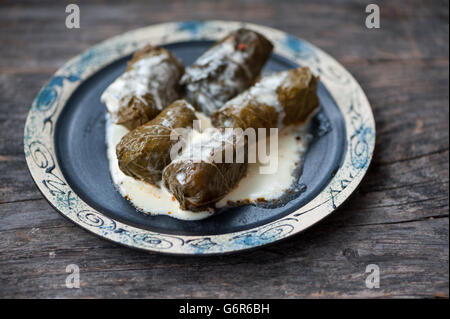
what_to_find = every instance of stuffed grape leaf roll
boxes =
[212,67,319,129]
[163,67,320,211]
[101,45,185,130]
[162,128,247,211]
[180,28,273,115]
[116,100,197,185]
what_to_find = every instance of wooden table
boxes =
[0,0,448,298]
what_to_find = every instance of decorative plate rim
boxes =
[24,20,376,255]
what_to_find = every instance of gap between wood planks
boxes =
[0,57,448,76]
[0,197,44,205]
[349,214,449,227]
[375,148,449,166]
[361,180,448,194]
[0,207,447,235]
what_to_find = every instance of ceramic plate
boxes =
[24,21,375,255]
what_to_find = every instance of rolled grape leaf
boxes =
[212,67,320,129]
[101,45,185,130]
[181,28,273,115]
[163,128,247,211]
[116,100,197,185]
[163,67,320,212]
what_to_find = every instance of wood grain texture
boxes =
[0,0,448,298]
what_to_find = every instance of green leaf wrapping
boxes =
[212,67,319,129]
[116,100,197,185]
[163,128,248,211]
[103,45,185,130]
[181,28,273,115]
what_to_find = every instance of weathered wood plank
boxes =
[0,217,447,298]
[0,0,448,73]
[0,0,448,298]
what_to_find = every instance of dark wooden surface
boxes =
[0,0,448,298]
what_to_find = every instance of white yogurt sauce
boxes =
[216,124,311,207]
[106,111,312,220]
